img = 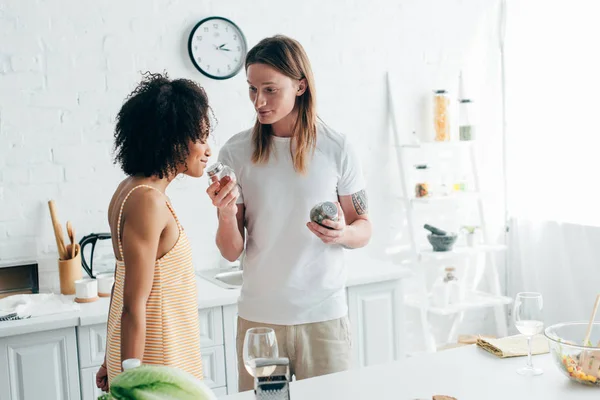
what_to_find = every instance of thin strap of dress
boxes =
[116,185,166,261]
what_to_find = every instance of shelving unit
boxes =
[386,72,510,352]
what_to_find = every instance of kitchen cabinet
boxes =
[77,307,228,400]
[347,279,406,368]
[0,327,81,400]
[223,278,407,395]
[0,274,407,400]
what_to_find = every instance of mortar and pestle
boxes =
[424,224,457,252]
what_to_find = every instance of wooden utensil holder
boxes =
[58,244,82,295]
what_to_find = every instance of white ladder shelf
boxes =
[386,72,510,352]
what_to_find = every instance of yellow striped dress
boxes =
[105,185,203,383]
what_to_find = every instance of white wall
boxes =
[0,0,503,350]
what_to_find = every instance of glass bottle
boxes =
[433,90,451,142]
[206,162,236,185]
[459,99,475,141]
[431,267,461,308]
[444,267,462,304]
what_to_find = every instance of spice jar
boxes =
[459,99,475,141]
[310,201,338,228]
[433,90,451,142]
[414,164,431,198]
[415,183,429,198]
[206,162,236,185]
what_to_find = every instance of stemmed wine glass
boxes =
[243,327,279,381]
[514,292,544,376]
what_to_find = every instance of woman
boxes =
[96,72,213,390]
[207,35,371,391]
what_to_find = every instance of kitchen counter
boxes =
[0,259,411,338]
[221,345,598,400]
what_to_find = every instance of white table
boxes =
[220,345,598,399]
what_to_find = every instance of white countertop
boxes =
[0,260,411,338]
[221,345,598,400]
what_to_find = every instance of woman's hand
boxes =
[96,363,109,392]
[307,202,347,245]
[207,176,239,220]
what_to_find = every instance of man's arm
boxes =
[209,176,245,261]
[306,189,372,249]
[216,203,245,262]
[337,189,371,249]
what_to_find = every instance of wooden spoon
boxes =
[66,221,75,260]
[584,295,600,347]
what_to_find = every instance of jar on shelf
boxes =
[414,164,431,198]
[459,99,475,141]
[433,90,451,142]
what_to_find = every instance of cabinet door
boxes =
[77,324,107,368]
[80,367,106,400]
[347,280,406,368]
[201,345,226,388]
[199,307,224,348]
[0,327,81,400]
[222,304,239,395]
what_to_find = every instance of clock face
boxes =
[188,17,247,80]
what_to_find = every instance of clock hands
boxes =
[216,43,232,52]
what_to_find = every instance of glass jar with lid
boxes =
[206,162,236,185]
[433,90,451,142]
[459,99,475,141]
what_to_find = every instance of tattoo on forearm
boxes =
[351,190,368,215]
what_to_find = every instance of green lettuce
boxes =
[98,365,217,400]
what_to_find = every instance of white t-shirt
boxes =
[218,122,366,325]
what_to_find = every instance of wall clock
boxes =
[188,16,247,80]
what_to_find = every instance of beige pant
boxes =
[236,316,353,392]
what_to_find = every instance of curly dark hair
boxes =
[113,72,214,178]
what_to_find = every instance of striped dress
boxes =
[105,185,203,383]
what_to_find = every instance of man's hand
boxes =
[307,202,346,245]
[207,176,239,220]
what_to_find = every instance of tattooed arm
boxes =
[337,189,372,249]
[307,189,372,249]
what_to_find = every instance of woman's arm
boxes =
[119,191,166,364]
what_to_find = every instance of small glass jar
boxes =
[310,201,338,228]
[414,164,431,198]
[206,162,236,185]
[433,90,451,142]
[459,99,475,141]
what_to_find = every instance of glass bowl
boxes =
[545,321,600,386]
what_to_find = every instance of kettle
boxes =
[79,233,114,278]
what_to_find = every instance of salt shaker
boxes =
[206,162,236,185]
[310,201,338,228]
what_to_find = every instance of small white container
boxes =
[74,278,98,303]
[96,273,114,297]
[122,358,142,370]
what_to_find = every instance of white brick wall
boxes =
[0,0,503,351]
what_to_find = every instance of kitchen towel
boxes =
[0,293,80,320]
[476,334,549,358]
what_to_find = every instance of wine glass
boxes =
[514,292,544,375]
[243,327,279,379]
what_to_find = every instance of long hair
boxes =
[245,35,317,174]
